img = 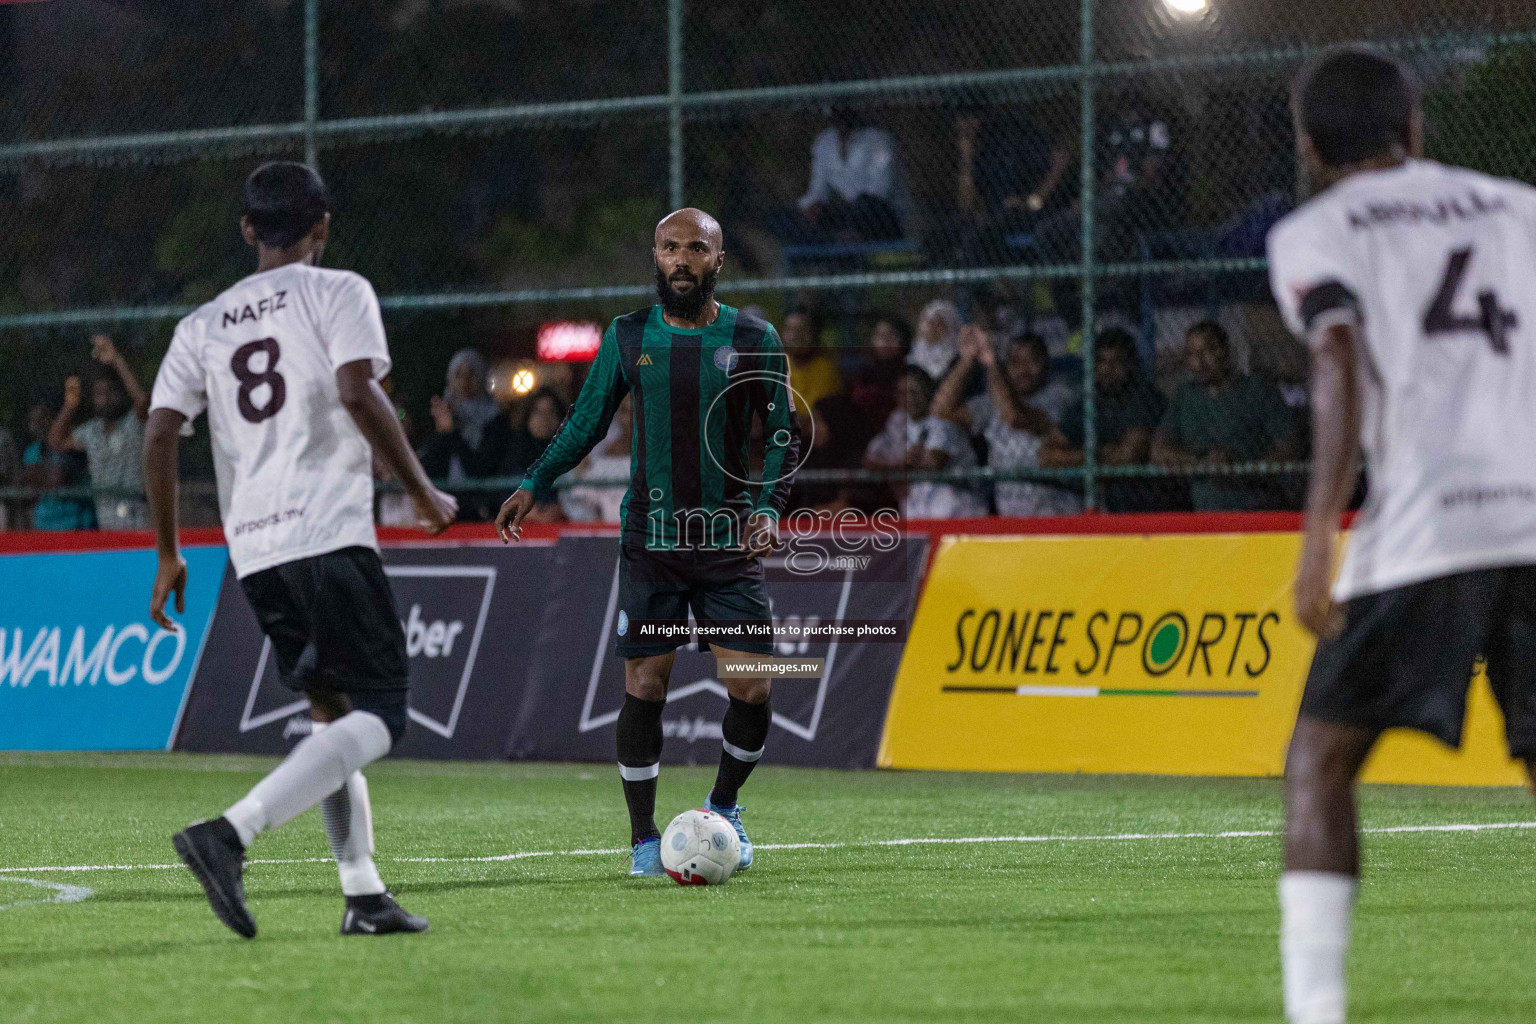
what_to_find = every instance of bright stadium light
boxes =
[1164,0,1209,14]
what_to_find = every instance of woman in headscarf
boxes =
[907,299,961,381]
[417,348,511,521]
[418,348,508,482]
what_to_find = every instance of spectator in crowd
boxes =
[1041,328,1166,512]
[940,101,1071,266]
[501,387,566,477]
[782,307,844,418]
[1033,94,1184,317]
[849,313,911,428]
[864,366,987,519]
[419,348,508,481]
[19,398,95,531]
[419,348,510,520]
[775,108,906,245]
[933,325,1081,518]
[48,334,149,529]
[1151,320,1299,511]
[789,394,878,514]
[500,387,568,522]
[560,394,632,524]
[908,299,962,381]
[1095,96,1184,256]
[0,417,17,530]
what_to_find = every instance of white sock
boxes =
[1280,871,1358,1024]
[224,711,392,848]
[322,771,386,896]
[311,722,386,897]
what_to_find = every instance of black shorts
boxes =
[240,545,410,698]
[1302,565,1536,757]
[614,542,775,658]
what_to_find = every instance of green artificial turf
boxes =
[0,753,1533,1023]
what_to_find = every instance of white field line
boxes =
[0,877,94,911]
[1,820,1533,875]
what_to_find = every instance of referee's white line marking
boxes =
[1,820,1532,875]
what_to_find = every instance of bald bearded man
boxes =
[496,209,802,878]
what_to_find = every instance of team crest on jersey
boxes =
[713,345,739,372]
[617,610,628,636]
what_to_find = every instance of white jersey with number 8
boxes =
[1268,159,1536,601]
[150,263,391,578]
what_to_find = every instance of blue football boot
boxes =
[629,836,665,877]
[703,795,753,871]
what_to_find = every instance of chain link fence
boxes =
[2,0,1534,527]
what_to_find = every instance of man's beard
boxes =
[655,264,717,321]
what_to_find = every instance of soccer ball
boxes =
[660,809,741,886]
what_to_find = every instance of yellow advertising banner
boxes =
[878,533,1526,786]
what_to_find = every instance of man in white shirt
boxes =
[788,109,906,243]
[1268,50,1536,1023]
[145,161,456,940]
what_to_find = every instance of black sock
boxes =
[711,696,770,808]
[617,693,665,845]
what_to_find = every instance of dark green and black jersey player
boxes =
[497,208,802,877]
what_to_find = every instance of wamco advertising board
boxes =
[0,545,226,750]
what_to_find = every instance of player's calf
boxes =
[222,709,395,847]
[617,691,666,856]
[310,721,426,932]
[1279,718,1377,1024]
[707,694,770,870]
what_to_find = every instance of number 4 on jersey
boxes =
[1422,247,1518,354]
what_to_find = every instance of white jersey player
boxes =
[144,161,456,939]
[1268,51,1536,1024]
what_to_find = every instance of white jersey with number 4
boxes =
[150,262,391,578]
[1268,159,1536,601]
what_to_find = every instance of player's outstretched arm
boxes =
[1295,323,1361,639]
[93,334,151,421]
[48,376,85,453]
[144,407,188,631]
[336,359,457,535]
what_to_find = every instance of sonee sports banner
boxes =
[879,533,1527,786]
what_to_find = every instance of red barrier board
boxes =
[0,511,1319,556]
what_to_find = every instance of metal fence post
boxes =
[1078,0,1098,510]
[304,0,319,169]
[668,0,684,211]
